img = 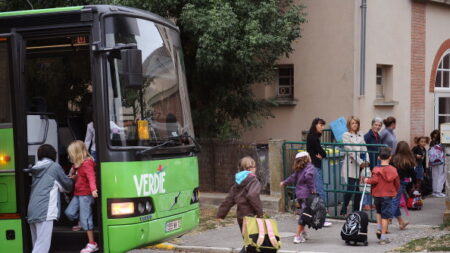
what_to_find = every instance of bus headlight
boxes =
[111,202,134,216]
[107,197,154,219]
[138,202,145,214]
[145,200,152,212]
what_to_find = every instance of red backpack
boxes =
[407,192,423,210]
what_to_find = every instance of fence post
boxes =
[444,146,450,223]
[269,139,285,212]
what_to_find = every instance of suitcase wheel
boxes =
[345,241,350,245]
[364,241,368,246]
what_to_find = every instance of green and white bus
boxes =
[0,5,200,253]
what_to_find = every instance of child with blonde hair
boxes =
[280,152,316,243]
[217,156,263,227]
[65,140,99,253]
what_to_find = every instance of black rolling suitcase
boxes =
[341,183,369,246]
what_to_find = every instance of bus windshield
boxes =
[105,16,193,147]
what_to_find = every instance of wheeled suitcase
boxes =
[242,216,281,253]
[407,191,423,210]
[341,183,369,246]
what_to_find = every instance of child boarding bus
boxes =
[0,5,200,253]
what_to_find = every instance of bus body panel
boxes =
[107,208,199,253]
[100,156,199,252]
[0,128,16,213]
[0,219,23,252]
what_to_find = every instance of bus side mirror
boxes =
[121,48,143,88]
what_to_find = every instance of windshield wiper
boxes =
[136,140,174,156]
[179,133,201,153]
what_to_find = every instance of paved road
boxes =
[129,196,448,253]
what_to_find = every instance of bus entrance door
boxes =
[0,33,26,253]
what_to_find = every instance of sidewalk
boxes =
[135,196,448,253]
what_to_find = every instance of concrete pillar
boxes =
[268,139,285,211]
[444,146,450,223]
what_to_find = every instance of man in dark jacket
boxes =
[364,117,383,170]
[27,144,73,253]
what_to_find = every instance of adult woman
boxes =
[306,117,332,227]
[340,116,370,216]
[391,141,414,230]
[429,130,446,197]
[362,117,383,210]
[380,116,397,154]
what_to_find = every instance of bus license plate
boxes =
[165,219,181,232]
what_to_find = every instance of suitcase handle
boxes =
[359,183,368,211]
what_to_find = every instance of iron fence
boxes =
[282,141,388,221]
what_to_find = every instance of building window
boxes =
[277,65,294,99]
[436,52,450,88]
[373,64,397,107]
[376,66,384,99]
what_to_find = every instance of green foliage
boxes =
[1,0,306,138]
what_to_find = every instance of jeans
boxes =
[314,167,326,203]
[65,195,94,230]
[362,193,372,206]
[341,178,361,214]
[392,183,406,218]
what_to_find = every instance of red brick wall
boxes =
[410,1,426,143]
[429,39,450,92]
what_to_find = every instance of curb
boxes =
[173,245,324,253]
[146,243,176,250]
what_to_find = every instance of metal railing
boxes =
[282,141,388,221]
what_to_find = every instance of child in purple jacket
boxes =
[280,151,316,244]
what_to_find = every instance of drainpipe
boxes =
[360,0,367,96]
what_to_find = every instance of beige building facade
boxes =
[242,0,450,144]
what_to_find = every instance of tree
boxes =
[1,0,306,138]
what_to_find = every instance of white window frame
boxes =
[435,50,450,88]
[434,50,450,128]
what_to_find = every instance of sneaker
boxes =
[433,193,445,198]
[439,193,446,197]
[293,235,306,244]
[323,220,333,227]
[378,238,392,245]
[72,225,81,231]
[376,230,381,239]
[301,231,309,240]
[81,243,99,253]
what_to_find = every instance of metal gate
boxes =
[282,141,387,221]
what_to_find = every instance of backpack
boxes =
[301,194,326,230]
[340,211,369,246]
[242,216,281,253]
[407,191,423,210]
[429,144,444,166]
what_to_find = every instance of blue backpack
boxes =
[429,144,444,166]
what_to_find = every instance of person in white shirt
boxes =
[84,122,96,162]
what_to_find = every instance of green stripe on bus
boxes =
[0,6,83,17]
